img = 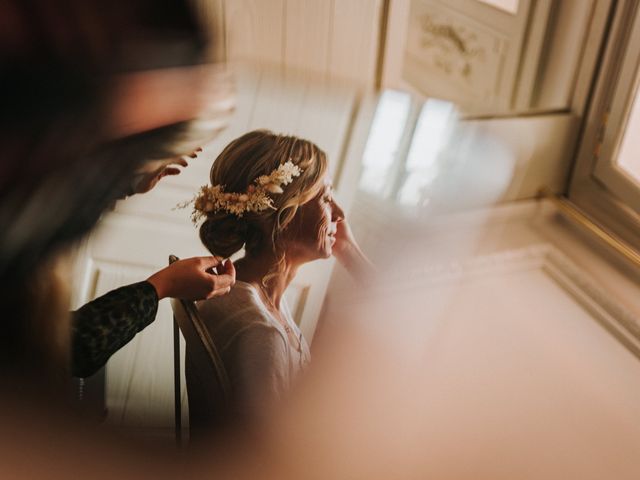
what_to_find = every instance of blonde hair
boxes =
[199,130,328,277]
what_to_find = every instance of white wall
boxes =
[218,0,383,86]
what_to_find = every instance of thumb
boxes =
[198,256,224,271]
[220,259,236,281]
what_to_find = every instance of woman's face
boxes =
[286,176,344,263]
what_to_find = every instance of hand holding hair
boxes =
[147,256,235,301]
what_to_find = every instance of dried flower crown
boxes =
[182,160,303,223]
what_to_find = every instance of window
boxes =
[617,79,640,184]
[359,91,458,209]
[359,90,412,197]
[397,99,457,206]
[570,0,640,250]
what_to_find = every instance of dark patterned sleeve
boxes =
[71,281,159,378]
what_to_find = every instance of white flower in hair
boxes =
[179,160,303,223]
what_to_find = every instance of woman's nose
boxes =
[331,200,344,222]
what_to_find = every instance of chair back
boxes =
[169,255,230,444]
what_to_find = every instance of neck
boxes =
[235,249,300,310]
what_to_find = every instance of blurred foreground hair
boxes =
[0,0,220,382]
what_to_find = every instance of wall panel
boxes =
[223,0,382,85]
[284,0,334,73]
[225,0,286,64]
[329,0,382,84]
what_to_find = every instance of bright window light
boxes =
[398,99,457,206]
[359,90,411,195]
[617,77,640,186]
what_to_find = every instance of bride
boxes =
[186,129,372,434]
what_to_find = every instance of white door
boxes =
[592,1,640,211]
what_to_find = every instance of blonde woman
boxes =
[187,130,372,434]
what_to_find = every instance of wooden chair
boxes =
[169,255,230,445]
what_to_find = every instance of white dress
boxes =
[186,281,310,432]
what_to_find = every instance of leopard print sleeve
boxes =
[71,281,159,378]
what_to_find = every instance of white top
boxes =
[187,281,310,429]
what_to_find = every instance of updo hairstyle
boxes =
[199,130,328,262]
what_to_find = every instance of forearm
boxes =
[70,281,159,377]
[335,242,375,286]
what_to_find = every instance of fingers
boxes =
[212,270,235,291]
[186,147,202,159]
[163,167,182,176]
[198,256,224,270]
[174,157,189,167]
[220,259,236,277]
[168,256,235,300]
[208,259,235,291]
[200,257,235,296]
[203,273,234,299]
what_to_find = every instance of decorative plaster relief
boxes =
[403,0,508,106]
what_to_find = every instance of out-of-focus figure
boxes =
[0,0,231,391]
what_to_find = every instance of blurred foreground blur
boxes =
[5,256,640,479]
[3,1,640,478]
